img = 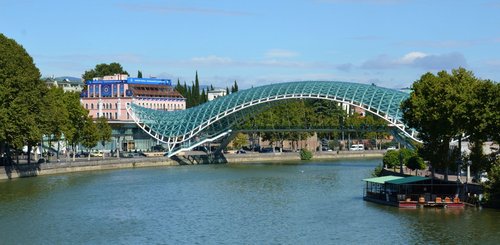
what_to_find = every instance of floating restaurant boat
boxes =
[363,175,465,208]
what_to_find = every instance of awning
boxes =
[386,176,430,185]
[362,175,404,184]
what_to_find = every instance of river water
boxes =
[1,159,499,244]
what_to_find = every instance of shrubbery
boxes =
[300,149,313,160]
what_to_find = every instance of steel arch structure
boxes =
[126,81,418,156]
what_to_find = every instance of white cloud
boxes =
[362,51,467,70]
[265,49,299,58]
[190,55,233,65]
[398,52,428,64]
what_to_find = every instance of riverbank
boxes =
[0,157,178,180]
[224,150,384,163]
[1,150,384,180]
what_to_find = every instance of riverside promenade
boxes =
[0,157,178,180]
[1,150,385,180]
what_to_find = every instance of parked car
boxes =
[236,149,246,154]
[259,148,274,153]
[349,144,364,151]
[151,145,165,152]
[90,152,103,157]
[125,152,146,158]
[386,146,397,150]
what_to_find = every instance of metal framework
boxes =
[126,81,418,157]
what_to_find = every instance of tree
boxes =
[402,69,468,178]
[96,116,112,159]
[232,132,249,149]
[484,160,500,207]
[63,92,91,161]
[81,117,99,161]
[137,70,143,78]
[407,155,426,176]
[0,34,45,164]
[402,68,499,179]
[43,86,70,161]
[82,62,129,81]
[382,149,416,172]
[300,148,313,160]
[201,89,207,104]
[231,80,239,93]
[383,150,400,170]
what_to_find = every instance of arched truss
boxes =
[126,81,419,157]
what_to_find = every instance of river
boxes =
[1,158,499,244]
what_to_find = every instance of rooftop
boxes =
[363,175,403,184]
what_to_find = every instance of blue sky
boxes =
[1,0,499,89]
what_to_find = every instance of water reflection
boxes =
[1,160,499,244]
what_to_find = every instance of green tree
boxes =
[0,34,45,164]
[232,132,249,149]
[484,161,500,207]
[193,71,200,106]
[82,62,129,81]
[402,69,468,178]
[231,80,239,93]
[43,86,70,161]
[81,116,99,161]
[96,116,112,159]
[382,149,416,172]
[300,148,313,160]
[383,150,400,170]
[402,68,499,179]
[137,70,143,78]
[63,92,90,161]
[407,155,426,176]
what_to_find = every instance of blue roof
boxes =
[86,77,171,86]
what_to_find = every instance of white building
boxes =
[208,88,227,101]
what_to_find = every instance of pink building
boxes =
[80,74,186,121]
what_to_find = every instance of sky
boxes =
[1,0,500,89]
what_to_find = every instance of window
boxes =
[85,104,88,109]
[115,112,118,119]
[91,104,94,109]
[95,85,100,97]
[120,84,124,97]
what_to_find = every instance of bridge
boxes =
[126,81,417,157]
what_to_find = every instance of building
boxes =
[207,88,227,101]
[44,77,85,93]
[80,74,186,152]
[80,74,186,121]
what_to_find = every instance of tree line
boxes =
[174,71,240,108]
[401,68,499,206]
[0,34,111,164]
[235,99,390,152]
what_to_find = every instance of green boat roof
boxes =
[362,175,403,184]
[386,176,430,185]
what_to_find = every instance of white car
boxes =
[387,146,397,150]
[349,144,364,151]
